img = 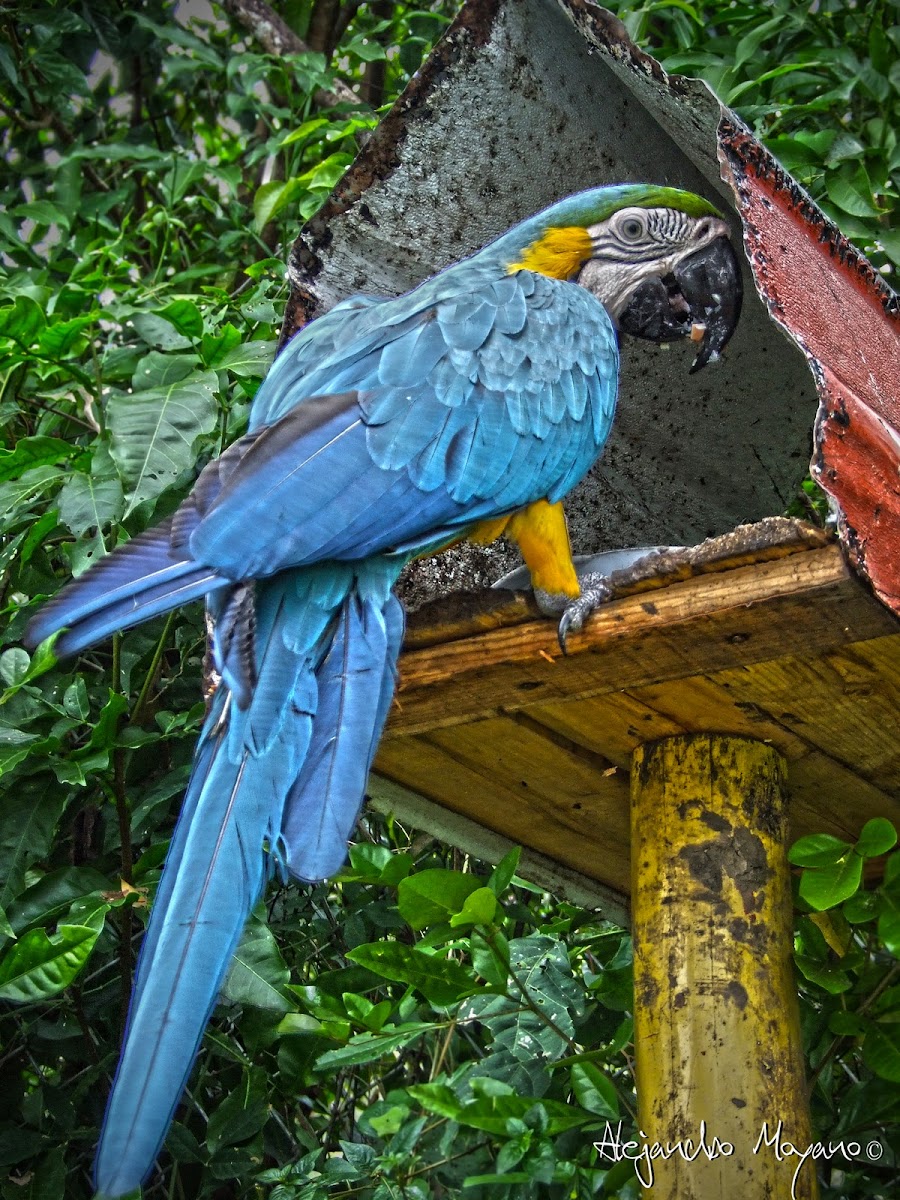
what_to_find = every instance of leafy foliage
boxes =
[606,0,900,278]
[0,1,898,1198]
[790,822,900,1195]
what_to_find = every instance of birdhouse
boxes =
[283,2,900,1194]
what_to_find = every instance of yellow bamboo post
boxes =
[629,734,818,1199]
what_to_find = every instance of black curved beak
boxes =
[618,235,743,373]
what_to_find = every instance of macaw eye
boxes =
[620,217,644,241]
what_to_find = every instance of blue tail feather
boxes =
[281,586,404,882]
[94,574,335,1198]
[24,520,225,657]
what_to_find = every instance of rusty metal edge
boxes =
[718,116,899,324]
[717,117,900,619]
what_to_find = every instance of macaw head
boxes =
[503,185,743,373]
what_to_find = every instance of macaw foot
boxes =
[533,587,574,617]
[557,572,615,654]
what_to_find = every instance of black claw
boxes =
[557,611,575,656]
[557,573,614,654]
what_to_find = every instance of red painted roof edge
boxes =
[718,117,900,618]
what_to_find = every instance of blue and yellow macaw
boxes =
[26,184,741,1196]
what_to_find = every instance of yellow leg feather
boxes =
[467,515,512,545]
[468,499,580,598]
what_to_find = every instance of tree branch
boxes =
[220,0,361,108]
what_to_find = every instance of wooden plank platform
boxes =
[374,519,900,904]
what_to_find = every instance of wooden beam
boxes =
[388,545,898,737]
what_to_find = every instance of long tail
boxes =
[24,519,226,658]
[92,564,403,1197]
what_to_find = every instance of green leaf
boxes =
[863,1022,900,1082]
[217,340,276,378]
[241,258,284,281]
[727,61,829,105]
[0,437,74,482]
[6,866,110,935]
[342,991,375,1022]
[488,846,521,896]
[160,159,211,204]
[877,892,900,958]
[0,736,52,780]
[280,118,329,146]
[825,133,866,167]
[799,852,863,911]
[0,466,62,528]
[314,1023,435,1070]
[826,165,881,218]
[733,15,784,69]
[378,851,414,886]
[0,295,46,345]
[0,634,60,701]
[156,299,204,341]
[107,369,219,512]
[296,152,352,191]
[224,915,294,1012]
[461,935,584,1086]
[843,890,878,924]
[131,350,199,390]
[205,1072,269,1153]
[399,37,428,75]
[790,833,853,868]
[397,869,484,930]
[570,1061,619,1118]
[0,648,30,687]
[794,954,852,994]
[130,312,193,351]
[68,141,169,163]
[20,509,59,564]
[201,322,242,366]
[857,818,897,859]
[345,36,387,62]
[471,929,509,988]
[5,1145,67,1197]
[253,179,306,232]
[0,1128,44,1168]
[57,471,123,535]
[828,1010,870,1038]
[347,941,481,1006]
[409,1082,588,1136]
[449,886,497,928]
[361,1103,410,1138]
[0,923,99,1000]
[870,17,893,75]
[38,314,96,357]
[346,842,393,878]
